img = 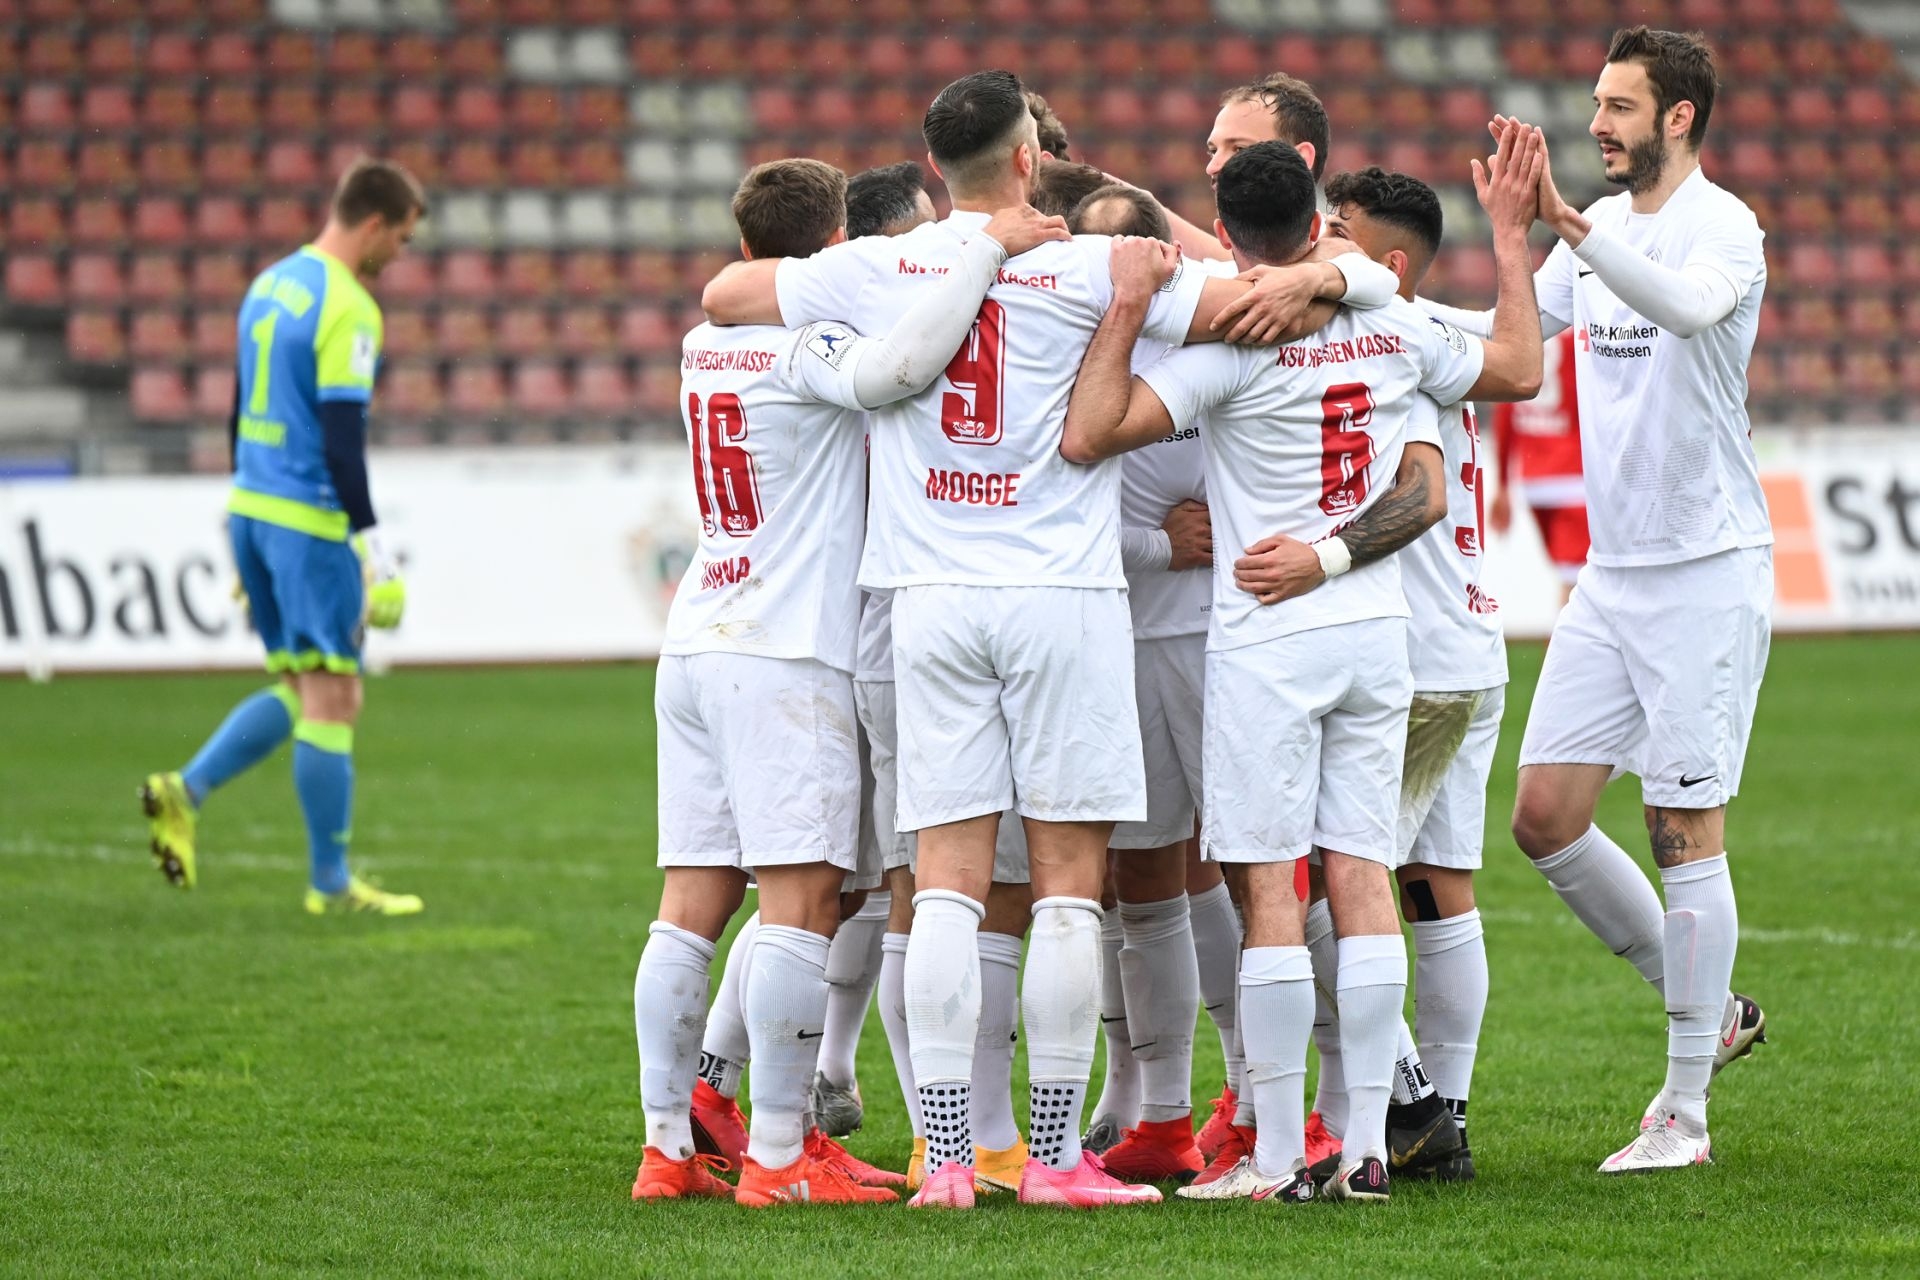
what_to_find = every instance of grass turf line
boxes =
[1,636,1918,1277]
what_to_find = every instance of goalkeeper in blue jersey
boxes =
[142,160,425,916]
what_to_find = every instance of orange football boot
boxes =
[632,1148,733,1200]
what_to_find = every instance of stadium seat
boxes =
[19,82,75,133]
[435,306,494,357]
[130,253,188,304]
[501,193,559,247]
[382,361,445,422]
[130,310,189,361]
[509,86,566,133]
[568,140,627,188]
[23,29,79,77]
[206,33,259,80]
[192,197,253,245]
[381,306,432,359]
[144,30,201,79]
[634,359,680,414]
[190,252,251,304]
[6,254,66,307]
[326,85,384,136]
[256,197,314,246]
[189,309,239,362]
[64,253,126,308]
[618,304,680,356]
[448,140,507,188]
[266,84,324,134]
[192,364,238,422]
[265,30,321,78]
[446,362,508,418]
[16,140,73,192]
[509,140,566,188]
[205,140,263,192]
[450,85,508,133]
[440,251,499,301]
[68,312,128,365]
[510,361,572,417]
[83,29,138,79]
[556,303,615,355]
[70,198,131,248]
[561,250,623,299]
[573,359,632,416]
[388,139,445,187]
[497,306,555,358]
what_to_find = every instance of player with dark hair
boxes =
[1063,129,1544,1205]
[1029,160,1111,219]
[1026,89,1072,161]
[1426,26,1771,1175]
[847,160,934,240]
[141,159,425,916]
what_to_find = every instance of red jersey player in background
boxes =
[1490,328,1589,603]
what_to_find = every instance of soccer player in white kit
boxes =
[1430,28,1771,1172]
[701,70,1391,1210]
[1062,131,1546,1205]
[1318,167,1513,1183]
[631,159,1067,1206]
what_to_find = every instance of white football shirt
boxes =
[661,320,874,672]
[1535,168,1772,567]
[1401,394,1508,692]
[776,211,1209,590]
[1138,298,1483,652]
[1120,416,1209,640]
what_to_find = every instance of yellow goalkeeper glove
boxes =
[352,529,407,630]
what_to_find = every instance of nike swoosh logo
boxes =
[1203,1003,1226,1012]
[1099,1016,1126,1025]
[1678,773,1717,788]
[1577,267,1594,277]
[1130,1041,1157,1053]
[796,1030,823,1040]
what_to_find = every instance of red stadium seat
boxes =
[208,0,266,19]
[135,139,197,192]
[441,251,499,301]
[446,363,507,418]
[265,31,320,78]
[204,139,261,192]
[84,29,138,79]
[496,306,554,358]
[193,364,239,422]
[447,31,504,79]
[6,254,66,306]
[391,85,443,135]
[502,251,558,299]
[447,140,506,188]
[568,140,627,188]
[508,140,565,187]
[266,84,323,134]
[205,32,257,78]
[69,312,128,365]
[326,85,383,136]
[129,253,187,303]
[20,83,75,133]
[435,306,494,357]
[449,85,507,132]
[204,83,260,134]
[751,88,800,131]
[16,140,73,192]
[23,29,78,77]
[141,83,200,133]
[630,32,681,78]
[382,361,445,421]
[1842,40,1897,81]
[67,253,124,304]
[574,359,632,417]
[508,86,566,133]
[556,304,614,356]
[563,251,624,299]
[381,307,433,359]
[255,197,314,246]
[264,140,322,190]
[1328,35,1385,78]
[1783,87,1837,133]
[190,252,251,303]
[193,197,252,245]
[619,304,680,356]
[323,141,371,186]
[385,32,442,80]
[635,360,680,415]
[327,31,383,79]
[67,197,126,248]
[132,367,194,421]
[1841,85,1895,131]
[130,309,190,360]
[145,30,200,78]
[1380,86,1431,134]
[79,83,138,133]
[388,140,445,187]
[190,308,239,362]
[510,361,572,417]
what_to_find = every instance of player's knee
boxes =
[1511,790,1577,860]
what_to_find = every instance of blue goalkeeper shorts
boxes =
[230,515,364,674]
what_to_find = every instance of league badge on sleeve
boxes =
[1428,314,1469,354]
[805,325,856,370]
[350,329,379,379]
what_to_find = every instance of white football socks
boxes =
[697,910,758,1099]
[1658,855,1739,1126]
[1336,934,1408,1164]
[1089,906,1142,1130]
[972,930,1023,1151]
[1389,1019,1437,1105]
[1411,909,1488,1114]
[907,889,983,1168]
[636,922,717,1161]
[1239,945,1314,1178]
[878,931,923,1136]
[1119,894,1199,1123]
[1230,983,1256,1128]
[743,924,830,1169]
[1188,881,1244,1094]
[1535,825,1666,993]
[817,892,889,1088]
[1305,898,1346,1137]
[1025,896,1103,1169]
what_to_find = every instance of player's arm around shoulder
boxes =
[1060,237,1185,463]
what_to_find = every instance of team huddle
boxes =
[627,26,1776,1211]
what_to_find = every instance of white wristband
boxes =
[1314,536,1352,580]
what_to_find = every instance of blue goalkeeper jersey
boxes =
[228,246,384,542]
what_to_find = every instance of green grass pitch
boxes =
[3,636,1918,1277]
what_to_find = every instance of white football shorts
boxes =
[1519,546,1771,809]
[1396,685,1504,870]
[891,584,1146,830]
[1111,632,1206,850]
[655,652,860,872]
[858,676,1029,884]
[1202,618,1412,866]
[847,718,885,892]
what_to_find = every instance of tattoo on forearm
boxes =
[1338,466,1436,567]
[1648,808,1690,869]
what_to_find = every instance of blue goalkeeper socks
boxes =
[292,720,354,895]
[181,684,299,805]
